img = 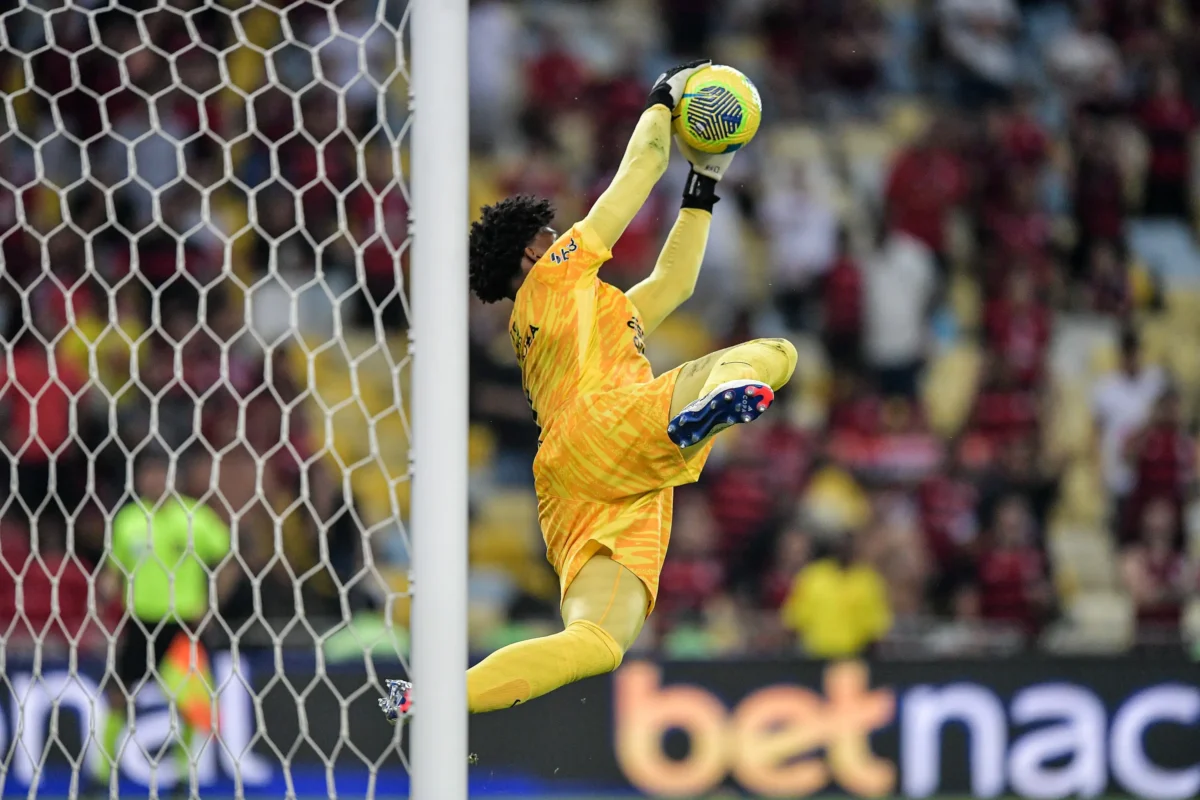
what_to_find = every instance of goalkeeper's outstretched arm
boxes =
[626,208,710,335]
[626,112,739,336]
[583,60,710,251]
[582,107,671,251]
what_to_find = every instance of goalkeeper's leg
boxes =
[381,553,644,719]
[666,338,797,447]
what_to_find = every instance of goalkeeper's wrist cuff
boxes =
[681,171,719,212]
[645,87,674,111]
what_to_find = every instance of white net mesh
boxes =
[0,0,413,795]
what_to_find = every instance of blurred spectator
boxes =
[862,227,937,399]
[968,358,1041,455]
[999,90,1051,169]
[763,163,839,331]
[985,170,1054,271]
[0,314,88,527]
[821,228,864,373]
[977,495,1054,638]
[885,118,967,265]
[871,500,933,625]
[704,412,809,572]
[1120,497,1190,639]
[781,531,893,658]
[1092,329,1165,513]
[984,268,1051,388]
[758,524,813,612]
[1096,0,1167,72]
[655,490,726,636]
[824,0,887,109]
[1046,3,1125,107]
[1121,387,1193,543]
[470,301,539,482]
[1072,120,1127,261]
[918,444,980,576]
[0,519,104,655]
[1137,66,1195,221]
[978,435,1060,533]
[1080,240,1133,315]
[469,0,524,152]
[661,0,717,58]
[937,0,1019,109]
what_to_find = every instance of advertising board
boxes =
[2,655,1196,797]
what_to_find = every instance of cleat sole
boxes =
[667,379,775,448]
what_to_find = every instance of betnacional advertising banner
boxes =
[2,655,1197,797]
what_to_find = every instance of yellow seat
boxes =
[922,343,982,436]
[1055,460,1107,528]
[766,125,829,164]
[1184,599,1200,645]
[1138,315,1173,367]
[885,99,932,145]
[1166,289,1200,332]
[479,490,539,532]
[379,566,412,627]
[1049,526,1117,596]
[469,424,497,471]
[1044,380,1094,461]
[1060,591,1134,652]
[949,272,982,332]
[352,467,394,524]
[646,312,715,368]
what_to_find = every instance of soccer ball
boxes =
[673,65,762,154]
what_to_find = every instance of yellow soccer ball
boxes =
[673,65,762,154]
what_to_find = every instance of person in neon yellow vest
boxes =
[94,450,237,785]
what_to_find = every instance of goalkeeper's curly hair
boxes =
[469,195,556,303]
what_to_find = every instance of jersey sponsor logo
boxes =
[548,238,578,265]
[510,322,540,424]
[510,323,539,365]
[627,316,645,355]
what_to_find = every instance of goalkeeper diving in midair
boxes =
[380,60,795,721]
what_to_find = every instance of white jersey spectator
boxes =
[939,0,1019,89]
[761,164,839,290]
[863,229,936,373]
[1092,331,1166,497]
[1045,4,1124,104]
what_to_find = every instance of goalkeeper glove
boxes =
[646,59,711,111]
[677,136,737,212]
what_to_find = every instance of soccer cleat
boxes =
[667,379,774,447]
[379,679,413,724]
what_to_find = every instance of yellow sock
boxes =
[700,338,797,397]
[466,619,623,713]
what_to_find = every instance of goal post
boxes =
[410,0,470,798]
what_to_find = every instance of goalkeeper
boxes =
[381,60,796,720]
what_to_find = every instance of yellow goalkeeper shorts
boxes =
[532,366,715,613]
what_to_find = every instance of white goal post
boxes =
[410,0,469,799]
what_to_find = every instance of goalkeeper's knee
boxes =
[566,619,625,680]
[754,337,798,389]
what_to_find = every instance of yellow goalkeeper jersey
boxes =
[509,219,652,436]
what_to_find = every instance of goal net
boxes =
[0,0,465,796]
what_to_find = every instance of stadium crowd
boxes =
[0,0,1199,660]
[463,0,1200,658]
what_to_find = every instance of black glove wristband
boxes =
[645,86,674,111]
[681,171,719,212]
